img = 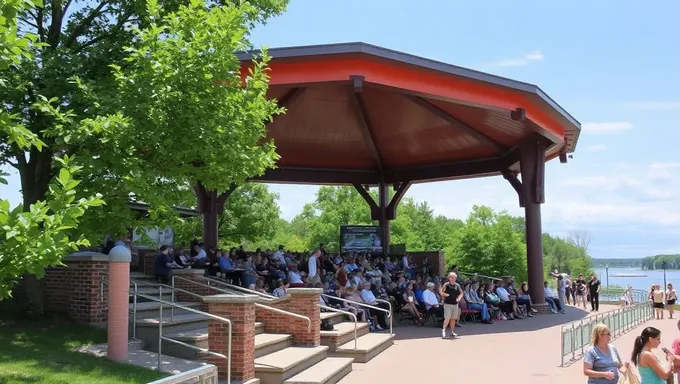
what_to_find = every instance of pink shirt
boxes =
[673,337,680,382]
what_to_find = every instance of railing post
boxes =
[580,319,585,356]
[158,285,163,372]
[571,322,576,361]
[132,283,138,340]
[560,326,565,367]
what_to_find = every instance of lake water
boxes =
[593,267,680,290]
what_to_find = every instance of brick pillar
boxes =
[142,251,157,276]
[204,294,258,381]
[287,288,322,346]
[65,252,110,323]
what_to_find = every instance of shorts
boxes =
[668,299,676,305]
[306,274,321,285]
[444,304,460,320]
[654,302,665,309]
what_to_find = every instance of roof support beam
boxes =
[349,75,384,175]
[252,167,379,185]
[407,95,507,154]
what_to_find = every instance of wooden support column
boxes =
[352,181,411,256]
[503,138,547,306]
[194,183,237,250]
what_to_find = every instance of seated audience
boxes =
[401,282,425,324]
[507,280,534,317]
[287,263,306,288]
[463,282,492,324]
[155,245,182,283]
[543,281,563,313]
[360,282,387,331]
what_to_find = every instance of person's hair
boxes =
[160,245,169,252]
[677,319,680,332]
[591,323,610,345]
[631,327,661,365]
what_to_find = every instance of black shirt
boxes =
[443,282,462,305]
[588,279,600,293]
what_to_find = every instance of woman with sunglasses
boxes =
[583,323,628,383]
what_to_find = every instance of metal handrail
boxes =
[201,276,276,300]
[170,275,245,321]
[146,287,232,384]
[98,280,232,384]
[254,303,312,330]
[457,270,504,282]
[320,305,358,350]
[146,364,217,384]
[322,293,393,335]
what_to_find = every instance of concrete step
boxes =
[135,313,209,354]
[283,357,353,384]
[132,286,173,302]
[158,321,266,360]
[320,322,370,351]
[254,346,328,384]
[255,333,293,358]
[320,312,346,326]
[329,332,394,363]
[130,301,200,319]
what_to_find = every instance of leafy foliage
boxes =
[0,156,104,298]
[641,255,680,270]
[175,183,281,247]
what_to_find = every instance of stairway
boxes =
[127,272,395,383]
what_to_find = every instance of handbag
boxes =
[618,369,640,384]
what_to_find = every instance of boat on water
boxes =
[611,273,648,277]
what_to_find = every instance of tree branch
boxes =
[74,11,133,53]
[64,0,110,48]
[46,0,64,47]
[36,7,45,42]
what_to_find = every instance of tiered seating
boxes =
[126,273,395,383]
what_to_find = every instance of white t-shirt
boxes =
[273,250,285,265]
[544,287,554,298]
[496,287,510,301]
[308,256,318,277]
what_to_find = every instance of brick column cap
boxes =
[288,288,323,295]
[203,294,259,303]
[169,268,205,276]
[64,251,109,262]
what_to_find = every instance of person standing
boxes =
[583,323,627,384]
[667,283,677,320]
[306,248,322,286]
[631,326,675,383]
[652,284,665,320]
[440,272,463,339]
[588,274,601,312]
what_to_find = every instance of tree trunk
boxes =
[18,148,54,317]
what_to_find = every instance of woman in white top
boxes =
[666,283,677,319]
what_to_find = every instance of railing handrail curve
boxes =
[320,305,358,350]
[321,293,393,335]
[200,276,276,300]
[254,303,312,330]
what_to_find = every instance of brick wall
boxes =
[205,295,257,381]
[141,251,157,276]
[254,288,321,347]
[169,269,221,303]
[41,252,109,323]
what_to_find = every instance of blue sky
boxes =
[2,0,680,259]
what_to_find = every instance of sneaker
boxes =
[370,326,376,332]
[442,329,448,339]
[531,308,538,313]
[527,313,534,317]
[451,332,458,338]
[376,325,383,331]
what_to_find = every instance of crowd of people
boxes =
[151,243,589,337]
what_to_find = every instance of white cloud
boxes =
[585,144,607,152]
[494,50,544,67]
[624,101,680,111]
[582,122,634,134]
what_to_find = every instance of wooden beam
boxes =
[349,75,384,174]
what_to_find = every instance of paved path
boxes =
[339,304,678,383]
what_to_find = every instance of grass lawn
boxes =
[0,318,168,384]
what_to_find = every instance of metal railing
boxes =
[598,288,648,304]
[320,305,358,350]
[200,276,276,300]
[457,270,504,282]
[559,301,653,367]
[146,362,218,384]
[99,279,233,384]
[322,293,393,335]
[153,286,232,384]
[254,303,312,330]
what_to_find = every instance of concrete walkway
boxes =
[338,304,675,383]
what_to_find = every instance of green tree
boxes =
[174,184,281,247]
[445,205,527,282]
